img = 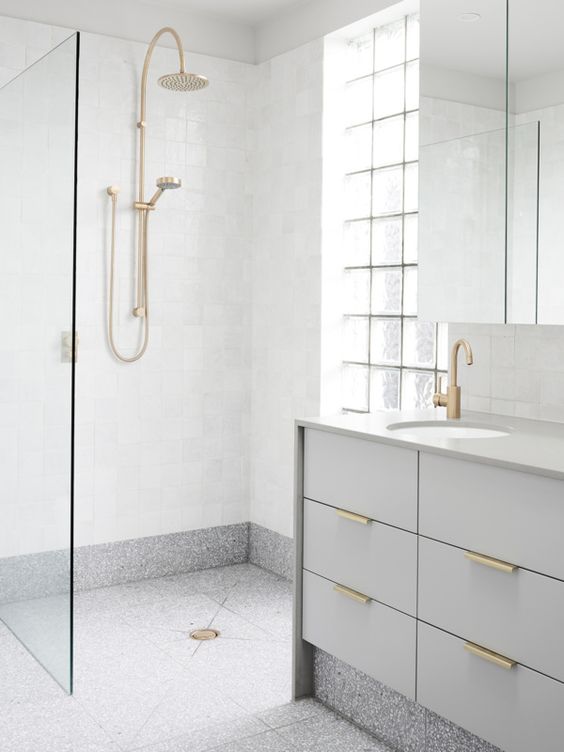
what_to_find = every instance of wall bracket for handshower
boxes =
[106,27,208,363]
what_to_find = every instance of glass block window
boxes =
[342,16,447,413]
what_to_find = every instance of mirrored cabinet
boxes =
[418,0,561,325]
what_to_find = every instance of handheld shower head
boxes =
[158,72,209,92]
[156,176,182,191]
[148,177,182,207]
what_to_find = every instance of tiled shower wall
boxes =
[75,33,254,546]
[0,15,322,553]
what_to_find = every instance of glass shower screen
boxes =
[0,33,78,692]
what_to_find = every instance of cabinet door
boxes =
[304,498,417,615]
[303,570,416,698]
[418,622,564,752]
[419,536,564,682]
[419,453,564,580]
[304,429,418,532]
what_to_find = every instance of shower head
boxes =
[156,176,182,190]
[158,72,209,92]
[148,177,182,206]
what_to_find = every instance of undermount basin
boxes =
[386,420,511,440]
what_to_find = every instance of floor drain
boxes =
[190,628,220,641]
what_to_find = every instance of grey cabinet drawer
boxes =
[419,536,564,682]
[304,498,417,615]
[304,429,418,532]
[418,622,564,752]
[302,569,416,698]
[419,453,564,580]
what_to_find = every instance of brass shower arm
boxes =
[139,27,186,124]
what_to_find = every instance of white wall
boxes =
[0,16,255,553]
[248,40,324,537]
[75,34,254,546]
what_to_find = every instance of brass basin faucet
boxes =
[433,339,474,419]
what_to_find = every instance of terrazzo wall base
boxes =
[74,522,249,590]
[248,522,293,580]
[313,648,501,752]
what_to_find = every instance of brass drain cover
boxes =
[190,628,220,641]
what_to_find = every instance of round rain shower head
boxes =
[158,72,209,92]
[156,176,182,190]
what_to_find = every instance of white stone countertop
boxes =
[297,409,564,481]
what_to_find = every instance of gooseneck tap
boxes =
[433,339,474,419]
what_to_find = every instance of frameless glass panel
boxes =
[0,34,78,693]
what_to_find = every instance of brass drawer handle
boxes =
[464,641,516,670]
[336,508,371,525]
[464,550,519,574]
[333,583,371,604]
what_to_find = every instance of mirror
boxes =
[418,0,509,323]
[508,0,564,324]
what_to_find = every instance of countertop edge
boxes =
[295,417,564,482]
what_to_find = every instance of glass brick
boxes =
[406,15,420,61]
[373,114,404,168]
[403,266,418,315]
[343,316,369,362]
[404,162,419,213]
[405,60,420,111]
[343,363,369,411]
[437,323,449,371]
[403,319,436,368]
[345,123,373,173]
[371,268,402,315]
[405,111,419,162]
[371,318,401,366]
[344,220,370,266]
[373,65,405,119]
[345,76,373,126]
[374,18,406,72]
[344,269,370,314]
[372,165,403,216]
[345,171,371,219]
[370,368,400,410]
[346,32,374,81]
[403,213,418,263]
[372,216,402,265]
[402,370,435,409]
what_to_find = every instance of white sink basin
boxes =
[386,420,511,440]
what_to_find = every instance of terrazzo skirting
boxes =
[74,522,250,590]
[248,522,294,580]
[313,648,502,752]
[0,521,293,601]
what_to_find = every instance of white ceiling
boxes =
[142,0,311,26]
[422,0,564,84]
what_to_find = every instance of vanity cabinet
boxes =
[295,424,564,752]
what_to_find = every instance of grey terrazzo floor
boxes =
[0,563,387,752]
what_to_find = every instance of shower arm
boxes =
[137,27,186,205]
